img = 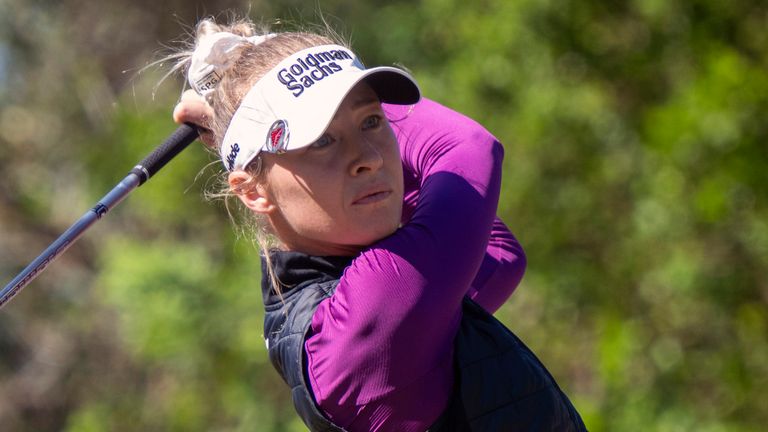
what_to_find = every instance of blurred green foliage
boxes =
[1,0,766,430]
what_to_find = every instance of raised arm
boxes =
[305,98,505,429]
[467,217,526,313]
[399,101,526,314]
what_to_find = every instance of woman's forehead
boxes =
[333,82,380,118]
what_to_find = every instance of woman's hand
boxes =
[172,89,216,148]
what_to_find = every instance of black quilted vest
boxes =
[261,251,587,431]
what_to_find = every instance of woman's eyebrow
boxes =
[331,94,381,122]
[349,95,380,111]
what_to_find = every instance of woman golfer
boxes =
[172,17,586,432]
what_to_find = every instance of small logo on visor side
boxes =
[225,143,240,171]
[265,120,289,153]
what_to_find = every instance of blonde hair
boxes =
[171,16,346,292]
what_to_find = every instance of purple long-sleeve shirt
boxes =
[304,98,526,431]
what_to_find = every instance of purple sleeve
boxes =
[304,98,504,430]
[466,217,526,313]
[400,114,526,314]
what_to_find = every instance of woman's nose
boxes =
[349,137,384,176]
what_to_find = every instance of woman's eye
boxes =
[311,134,333,149]
[362,115,381,130]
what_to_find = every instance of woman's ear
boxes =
[228,170,275,214]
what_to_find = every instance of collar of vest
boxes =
[260,250,354,305]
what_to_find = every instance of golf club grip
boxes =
[130,123,199,185]
[1,123,201,309]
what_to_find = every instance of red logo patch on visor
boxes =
[265,120,289,153]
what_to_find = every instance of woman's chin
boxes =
[281,216,402,256]
[357,223,401,245]
[333,224,399,252]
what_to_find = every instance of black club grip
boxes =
[130,123,200,185]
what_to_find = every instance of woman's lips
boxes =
[353,189,392,205]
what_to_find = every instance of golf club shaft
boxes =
[0,124,199,309]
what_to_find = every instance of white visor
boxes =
[220,44,420,171]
